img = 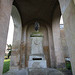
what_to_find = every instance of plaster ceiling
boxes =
[13,0,59,25]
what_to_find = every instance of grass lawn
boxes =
[3,59,10,74]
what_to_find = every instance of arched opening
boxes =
[60,16,64,29]
[60,15,72,70]
[10,5,22,70]
[3,16,14,73]
[2,5,22,73]
[24,22,50,67]
[60,15,69,58]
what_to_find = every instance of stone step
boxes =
[3,68,67,75]
[61,70,73,75]
[28,68,64,75]
[28,69,47,75]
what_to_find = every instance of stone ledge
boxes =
[30,32,43,37]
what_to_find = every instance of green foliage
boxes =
[3,59,10,73]
[66,61,71,70]
[7,44,12,51]
[8,51,11,58]
[7,44,12,58]
[30,31,43,37]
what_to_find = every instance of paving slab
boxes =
[3,68,65,75]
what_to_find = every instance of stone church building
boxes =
[0,0,75,75]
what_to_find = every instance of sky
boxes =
[7,16,14,45]
[6,16,64,45]
[60,16,64,24]
[60,16,64,29]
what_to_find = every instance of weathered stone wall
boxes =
[47,26,56,68]
[20,25,28,68]
[52,5,65,68]
[60,29,69,58]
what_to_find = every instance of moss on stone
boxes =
[30,31,43,37]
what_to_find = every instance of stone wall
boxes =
[60,29,69,58]
[52,5,65,68]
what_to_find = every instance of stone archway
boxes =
[0,0,75,75]
[22,22,51,68]
[10,5,22,70]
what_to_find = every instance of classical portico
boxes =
[0,0,75,75]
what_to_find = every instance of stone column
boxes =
[52,6,65,68]
[0,0,13,75]
[19,25,28,68]
[59,0,75,74]
[47,26,56,68]
[60,28,69,58]
[10,6,22,70]
[73,0,75,4]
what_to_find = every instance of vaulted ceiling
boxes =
[13,0,59,25]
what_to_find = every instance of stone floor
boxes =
[3,69,28,75]
[28,68,64,75]
[61,70,73,75]
[3,68,72,75]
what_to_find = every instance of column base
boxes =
[28,54,47,68]
[56,63,66,69]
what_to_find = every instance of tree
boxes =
[7,44,12,58]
